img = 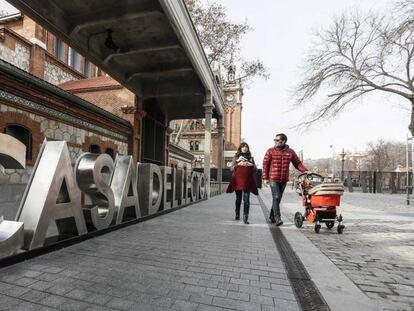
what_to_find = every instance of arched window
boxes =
[89,144,101,154]
[105,148,115,159]
[4,124,32,160]
[189,141,194,151]
[195,141,200,151]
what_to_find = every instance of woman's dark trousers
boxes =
[235,190,250,217]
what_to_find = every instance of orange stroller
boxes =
[294,173,345,234]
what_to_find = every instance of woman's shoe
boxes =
[243,215,249,224]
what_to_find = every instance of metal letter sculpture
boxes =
[0,133,25,257]
[110,156,140,224]
[0,133,26,170]
[0,135,209,259]
[190,171,199,202]
[171,167,179,208]
[176,168,185,206]
[75,153,115,230]
[161,166,173,210]
[17,140,87,250]
[199,173,206,200]
[137,163,162,216]
[185,167,192,204]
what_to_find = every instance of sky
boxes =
[0,0,410,165]
[216,0,409,164]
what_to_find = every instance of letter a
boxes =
[111,156,140,224]
[16,141,87,250]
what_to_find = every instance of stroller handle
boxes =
[297,172,324,180]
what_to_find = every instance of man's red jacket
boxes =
[262,145,307,182]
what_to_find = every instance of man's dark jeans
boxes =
[235,190,250,216]
[269,181,287,218]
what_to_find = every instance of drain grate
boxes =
[258,195,330,311]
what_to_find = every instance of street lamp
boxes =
[339,149,346,182]
[330,145,335,181]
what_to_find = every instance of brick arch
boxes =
[0,111,42,166]
[82,135,118,159]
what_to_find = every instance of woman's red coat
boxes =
[226,165,258,195]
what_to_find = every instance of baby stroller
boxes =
[294,173,345,234]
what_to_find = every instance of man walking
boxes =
[262,133,308,226]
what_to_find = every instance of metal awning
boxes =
[6,0,224,120]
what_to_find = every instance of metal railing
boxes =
[210,182,229,197]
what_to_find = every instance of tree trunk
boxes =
[409,99,414,137]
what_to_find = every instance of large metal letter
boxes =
[17,141,87,250]
[75,153,115,231]
[161,166,173,210]
[199,173,206,200]
[185,167,192,204]
[0,133,26,170]
[0,133,25,257]
[190,171,199,202]
[176,168,184,206]
[0,218,24,258]
[110,156,140,224]
[137,163,162,216]
[171,167,179,208]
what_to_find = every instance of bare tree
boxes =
[395,0,414,22]
[170,119,192,145]
[294,5,414,135]
[185,0,269,83]
[171,0,270,146]
[366,139,405,171]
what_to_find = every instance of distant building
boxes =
[171,66,243,169]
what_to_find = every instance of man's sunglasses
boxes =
[274,139,283,142]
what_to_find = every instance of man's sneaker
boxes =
[276,219,283,226]
[269,216,276,223]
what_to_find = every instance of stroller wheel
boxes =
[337,225,345,234]
[325,221,335,229]
[314,224,321,233]
[294,212,303,228]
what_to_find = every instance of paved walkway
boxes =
[0,194,300,311]
[261,187,414,311]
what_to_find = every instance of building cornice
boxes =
[159,0,225,117]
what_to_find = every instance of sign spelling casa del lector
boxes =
[0,133,207,259]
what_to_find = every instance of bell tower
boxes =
[223,65,243,166]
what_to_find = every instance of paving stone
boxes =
[196,304,224,311]
[171,299,199,311]
[0,294,22,310]
[20,289,50,302]
[106,297,136,310]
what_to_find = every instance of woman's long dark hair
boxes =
[235,142,251,158]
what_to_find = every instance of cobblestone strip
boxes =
[261,188,414,311]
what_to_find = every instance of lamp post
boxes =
[330,145,335,181]
[340,148,346,182]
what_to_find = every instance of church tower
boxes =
[223,65,243,167]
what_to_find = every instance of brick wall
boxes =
[0,29,30,71]
[0,103,128,184]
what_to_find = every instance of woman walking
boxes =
[226,142,258,224]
